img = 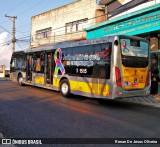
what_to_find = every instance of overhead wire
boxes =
[17,1,97,29]
[0,25,12,35]
[0,0,44,46]
[0,12,106,47]
[14,0,100,38]
[0,0,44,34]
[6,0,26,14]
[16,0,45,16]
[0,0,105,48]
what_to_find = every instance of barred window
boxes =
[35,27,52,39]
[65,18,88,33]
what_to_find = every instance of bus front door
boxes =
[26,54,33,82]
[46,53,54,86]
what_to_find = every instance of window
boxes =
[33,52,45,73]
[11,59,16,68]
[46,52,53,84]
[35,27,52,39]
[0,66,3,73]
[65,18,88,33]
[63,43,112,79]
[10,55,23,69]
[92,43,112,79]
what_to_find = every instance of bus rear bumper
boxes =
[112,87,150,99]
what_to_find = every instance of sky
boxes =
[0,0,75,68]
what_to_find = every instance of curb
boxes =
[154,97,160,101]
[120,96,160,108]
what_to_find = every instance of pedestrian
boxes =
[151,69,159,96]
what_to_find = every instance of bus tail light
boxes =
[116,92,122,95]
[146,70,150,87]
[115,67,122,88]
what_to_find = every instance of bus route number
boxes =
[76,68,87,74]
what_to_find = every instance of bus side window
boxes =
[92,43,112,79]
[32,53,41,72]
[64,48,72,75]
[22,55,26,71]
[103,43,112,79]
[17,55,23,69]
[10,59,16,72]
[11,59,16,68]
[40,53,45,73]
[103,43,112,61]
[94,44,103,58]
[36,57,41,72]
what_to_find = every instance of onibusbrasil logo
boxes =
[121,40,129,53]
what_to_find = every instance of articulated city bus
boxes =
[10,35,150,99]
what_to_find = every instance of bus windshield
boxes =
[120,39,148,57]
[120,38,148,68]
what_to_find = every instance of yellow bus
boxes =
[10,35,150,99]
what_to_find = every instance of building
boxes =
[31,0,105,48]
[0,65,5,78]
[85,0,160,71]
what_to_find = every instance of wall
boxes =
[31,0,103,48]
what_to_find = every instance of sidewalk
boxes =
[121,95,160,108]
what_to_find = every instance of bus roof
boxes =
[27,36,115,53]
[13,35,148,53]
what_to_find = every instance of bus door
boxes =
[31,52,45,86]
[45,52,54,86]
[26,54,33,82]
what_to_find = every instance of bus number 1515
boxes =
[76,68,87,74]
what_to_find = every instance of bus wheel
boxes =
[60,79,71,97]
[18,75,23,86]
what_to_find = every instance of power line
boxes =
[7,0,26,14]
[7,0,101,38]
[0,0,44,29]
[0,14,104,46]
[0,11,107,48]
[17,0,45,16]
[16,42,23,50]
[17,1,98,29]
[0,40,12,47]
[30,13,106,37]
[0,0,27,26]
[0,25,12,35]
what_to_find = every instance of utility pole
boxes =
[5,15,17,53]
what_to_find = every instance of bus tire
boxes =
[60,79,71,97]
[18,75,24,86]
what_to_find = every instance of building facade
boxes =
[31,0,105,48]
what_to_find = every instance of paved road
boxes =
[0,79,160,145]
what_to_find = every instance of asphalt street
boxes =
[0,79,160,146]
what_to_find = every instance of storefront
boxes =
[85,3,160,54]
